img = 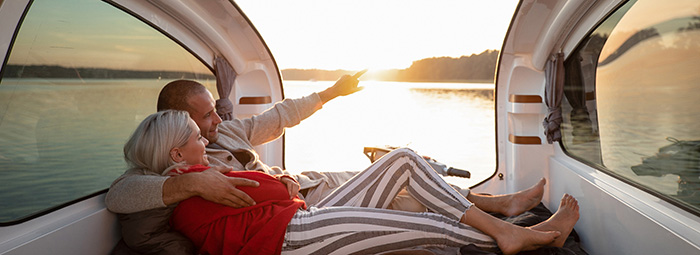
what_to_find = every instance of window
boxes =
[0,0,215,223]
[562,0,700,213]
[282,81,495,188]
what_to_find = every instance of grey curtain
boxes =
[214,56,237,121]
[543,52,565,143]
[563,54,595,143]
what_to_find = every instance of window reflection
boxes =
[562,0,700,211]
[0,0,214,223]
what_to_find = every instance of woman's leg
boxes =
[316,148,471,220]
[282,206,498,255]
[310,148,564,255]
[283,205,563,255]
[460,205,561,255]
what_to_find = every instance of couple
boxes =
[107,74,579,255]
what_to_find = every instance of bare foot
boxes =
[496,226,560,255]
[531,194,580,247]
[502,178,546,216]
[460,205,560,255]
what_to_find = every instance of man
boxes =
[106,72,362,212]
[106,73,545,216]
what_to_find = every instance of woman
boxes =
[123,110,579,255]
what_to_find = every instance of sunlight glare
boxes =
[234,0,519,70]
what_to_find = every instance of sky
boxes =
[8,0,518,73]
[235,0,519,71]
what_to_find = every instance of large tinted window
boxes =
[0,0,215,223]
[562,0,700,212]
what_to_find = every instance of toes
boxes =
[567,195,578,208]
[562,194,574,205]
[558,194,580,212]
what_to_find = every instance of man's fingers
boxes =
[230,177,259,187]
[222,195,250,208]
[227,177,257,206]
[352,69,368,79]
[215,186,255,208]
[228,188,256,207]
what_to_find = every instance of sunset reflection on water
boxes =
[283,80,496,188]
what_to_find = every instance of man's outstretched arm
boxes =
[318,69,366,104]
[240,70,366,147]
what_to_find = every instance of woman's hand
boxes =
[277,175,300,199]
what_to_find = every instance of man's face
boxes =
[186,91,222,143]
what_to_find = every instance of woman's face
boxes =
[177,118,210,166]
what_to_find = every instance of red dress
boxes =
[169,165,306,255]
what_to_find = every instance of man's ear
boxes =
[170,147,183,162]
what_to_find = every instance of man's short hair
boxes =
[157,80,209,111]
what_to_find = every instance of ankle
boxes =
[498,195,515,215]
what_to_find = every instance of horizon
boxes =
[280,49,500,72]
[5,48,498,82]
[5,48,500,74]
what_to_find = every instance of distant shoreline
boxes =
[281,50,498,83]
[3,50,499,82]
[282,77,494,84]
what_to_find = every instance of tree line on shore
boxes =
[2,49,498,83]
[2,65,214,80]
[282,49,498,83]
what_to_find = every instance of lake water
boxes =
[283,80,496,188]
[0,79,495,222]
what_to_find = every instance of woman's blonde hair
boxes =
[124,110,192,175]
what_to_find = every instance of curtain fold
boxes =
[563,54,595,143]
[214,56,237,121]
[543,52,565,143]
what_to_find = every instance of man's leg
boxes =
[296,171,358,206]
[302,149,545,216]
[385,178,546,215]
[463,193,580,254]
[467,178,546,216]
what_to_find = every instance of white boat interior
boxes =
[0,0,698,254]
[490,0,700,254]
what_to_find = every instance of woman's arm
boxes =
[276,174,300,199]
